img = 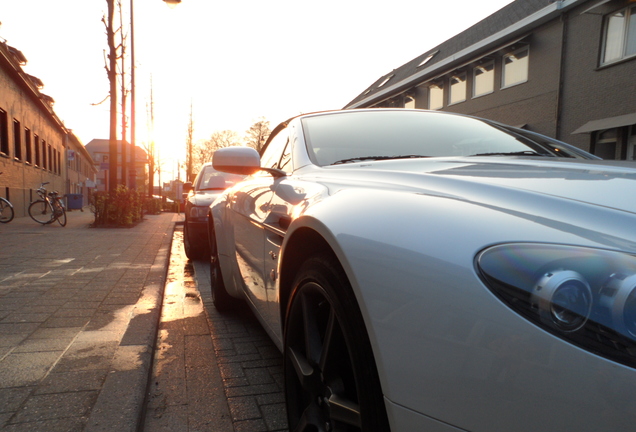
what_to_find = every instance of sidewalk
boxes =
[0,209,180,431]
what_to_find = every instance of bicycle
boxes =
[28,182,67,227]
[0,173,14,223]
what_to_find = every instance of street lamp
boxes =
[129,0,182,193]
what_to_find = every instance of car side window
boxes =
[261,130,290,171]
[278,140,292,173]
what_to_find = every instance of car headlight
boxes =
[476,244,636,369]
[189,206,209,219]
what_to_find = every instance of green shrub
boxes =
[90,186,144,227]
[143,196,162,215]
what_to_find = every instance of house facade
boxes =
[344,0,636,160]
[0,41,97,217]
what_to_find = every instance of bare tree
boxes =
[185,102,194,182]
[245,118,271,152]
[145,79,156,196]
[104,0,119,191]
[191,130,241,176]
[99,0,130,191]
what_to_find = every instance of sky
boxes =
[0,0,514,179]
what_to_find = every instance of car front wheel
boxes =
[284,254,390,432]
[184,221,206,260]
[208,220,238,312]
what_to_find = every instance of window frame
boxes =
[34,134,40,167]
[0,109,8,156]
[600,5,636,66]
[428,84,444,110]
[502,46,529,89]
[25,127,32,164]
[449,72,467,105]
[13,119,22,161]
[472,60,495,98]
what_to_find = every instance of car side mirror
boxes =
[213,147,261,175]
[183,182,193,193]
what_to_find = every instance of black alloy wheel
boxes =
[184,221,204,260]
[284,255,390,432]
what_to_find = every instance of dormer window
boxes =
[417,51,438,68]
[377,74,394,88]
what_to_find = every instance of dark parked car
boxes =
[183,162,242,259]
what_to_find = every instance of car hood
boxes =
[189,190,224,207]
[318,157,636,215]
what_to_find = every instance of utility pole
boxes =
[186,101,194,182]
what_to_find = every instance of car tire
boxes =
[284,254,391,432]
[184,221,205,260]
[209,222,238,312]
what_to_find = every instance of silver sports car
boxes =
[207,109,636,432]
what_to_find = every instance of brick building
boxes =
[0,41,97,217]
[344,0,636,160]
[85,139,148,192]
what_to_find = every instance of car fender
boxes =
[281,186,636,431]
[209,191,245,300]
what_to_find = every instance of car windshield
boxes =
[301,111,593,167]
[196,166,244,191]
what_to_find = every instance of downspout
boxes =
[555,7,568,141]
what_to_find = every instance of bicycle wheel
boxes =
[56,206,67,227]
[29,199,53,224]
[0,198,14,223]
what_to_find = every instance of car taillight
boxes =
[476,244,636,369]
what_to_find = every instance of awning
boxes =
[572,113,636,134]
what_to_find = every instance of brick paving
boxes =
[144,224,287,432]
[194,258,288,432]
[0,209,288,432]
[0,209,176,431]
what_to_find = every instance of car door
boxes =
[228,129,292,337]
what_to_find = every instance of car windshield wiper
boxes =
[469,150,550,157]
[331,154,430,165]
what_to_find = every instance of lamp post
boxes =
[129,0,182,193]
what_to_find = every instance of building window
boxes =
[0,109,8,156]
[404,95,415,109]
[42,140,47,169]
[13,120,22,160]
[34,134,40,166]
[594,128,618,159]
[449,73,467,105]
[25,128,32,164]
[428,84,443,110]
[601,5,636,65]
[502,46,529,88]
[473,61,495,97]
[48,144,52,171]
